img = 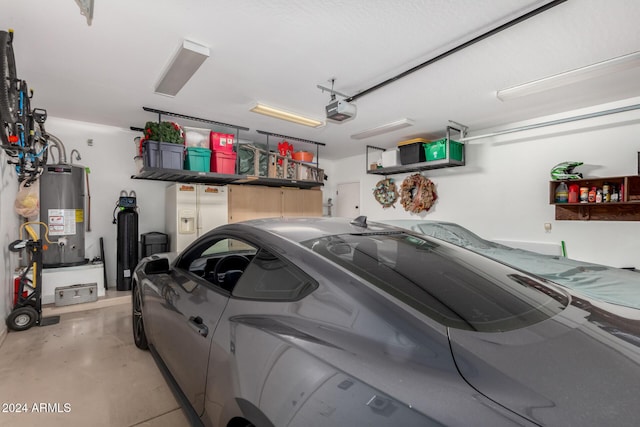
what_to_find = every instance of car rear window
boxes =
[232,249,318,301]
[301,233,567,332]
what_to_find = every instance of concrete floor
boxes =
[0,292,190,427]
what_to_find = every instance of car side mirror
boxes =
[144,258,171,275]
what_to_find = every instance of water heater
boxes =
[39,164,86,267]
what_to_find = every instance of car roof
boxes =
[219,216,404,243]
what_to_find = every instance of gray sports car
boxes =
[132,216,640,427]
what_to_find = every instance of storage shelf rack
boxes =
[130,109,324,188]
[132,167,323,189]
[365,125,466,175]
[549,175,640,221]
[255,130,325,183]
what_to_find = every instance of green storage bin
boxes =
[184,147,211,172]
[424,139,463,162]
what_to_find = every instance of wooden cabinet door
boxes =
[229,185,323,221]
[282,188,322,217]
[228,185,281,223]
[302,189,322,217]
[282,188,304,217]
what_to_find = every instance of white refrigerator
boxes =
[165,183,229,252]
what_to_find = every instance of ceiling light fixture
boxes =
[155,40,210,97]
[497,51,640,101]
[350,119,414,140]
[250,103,324,128]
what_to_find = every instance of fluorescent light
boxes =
[155,40,210,97]
[250,103,324,128]
[497,51,640,101]
[350,119,414,140]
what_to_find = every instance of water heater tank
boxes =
[40,164,86,267]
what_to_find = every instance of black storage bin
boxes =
[398,138,428,165]
[140,232,169,259]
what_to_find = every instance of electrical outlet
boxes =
[544,223,552,232]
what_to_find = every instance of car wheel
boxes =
[132,284,149,350]
[6,306,38,331]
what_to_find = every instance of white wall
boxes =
[328,98,640,268]
[44,117,167,287]
[0,146,19,343]
[6,95,639,302]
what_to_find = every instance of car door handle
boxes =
[188,316,209,337]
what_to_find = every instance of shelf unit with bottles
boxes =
[549,175,640,221]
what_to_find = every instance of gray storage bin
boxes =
[143,140,184,170]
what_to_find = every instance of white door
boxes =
[197,185,229,237]
[336,182,360,218]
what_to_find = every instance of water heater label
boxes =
[48,209,77,236]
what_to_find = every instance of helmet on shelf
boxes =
[551,161,583,180]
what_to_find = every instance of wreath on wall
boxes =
[373,178,398,208]
[400,173,437,214]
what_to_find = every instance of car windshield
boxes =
[301,233,567,332]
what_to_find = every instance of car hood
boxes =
[448,295,640,426]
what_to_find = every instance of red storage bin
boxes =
[210,132,234,153]
[211,151,237,174]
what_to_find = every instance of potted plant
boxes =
[140,121,185,170]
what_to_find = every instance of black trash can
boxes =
[140,232,169,259]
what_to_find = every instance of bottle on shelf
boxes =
[568,184,579,203]
[555,182,569,203]
[610,185,617,202]
[580,186,589,203]
[588,187,597,203]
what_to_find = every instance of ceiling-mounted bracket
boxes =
[316,84,350,99]
[448,120,469,139]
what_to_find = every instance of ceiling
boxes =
[3,0,640,159]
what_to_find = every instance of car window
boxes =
[176,237,258,292]
[202,239,256,255]
[301,233,568,332]
[232,248,318,301]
